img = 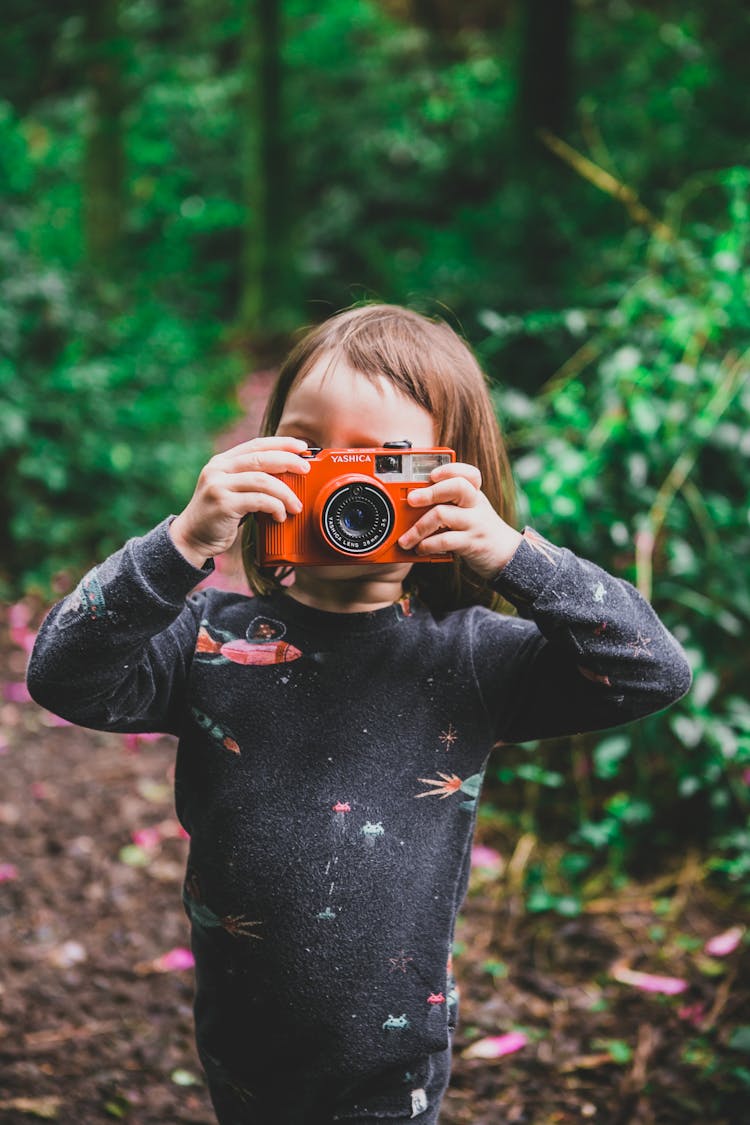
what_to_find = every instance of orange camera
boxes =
[255,442,456,566]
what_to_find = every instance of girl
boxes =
[28,305,691,1124]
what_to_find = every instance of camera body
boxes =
[255,442,456,567]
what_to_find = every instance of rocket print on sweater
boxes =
[191,707,242,754]
[414,768,484,813]
[183,870,263,939]
[56,567,107,628]
[195,616,304,666]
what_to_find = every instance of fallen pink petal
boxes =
[462,1031,528,1059]
[611,965,688,995]
[153,947,195,972]
[471,844,503,870]
[132,827,162,850]
[704,925,745,957]
[8,605,37,653]
[4,682,32,704]
[122,731,163,753]
[8,603,31,630]
[678,1003,707,1026]
[0,863,19,883]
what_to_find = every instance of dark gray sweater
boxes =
[27,520,691,1114]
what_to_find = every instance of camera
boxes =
[255,442,456,566]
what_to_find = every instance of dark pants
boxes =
[200,1043,451,1123]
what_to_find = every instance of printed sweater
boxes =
[27,520,691,1088]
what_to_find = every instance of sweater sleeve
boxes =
[26,518,213,736]
[473,528,692,744]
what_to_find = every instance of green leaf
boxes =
[118,844,150,868]
[729,1027,750,1053]
[593,735,630,780]
[607,1040,633,1065]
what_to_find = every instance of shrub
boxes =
[479,166,750,895]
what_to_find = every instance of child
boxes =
[27,304,691,1124]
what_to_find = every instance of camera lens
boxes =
[341,504,371,534]
[321,483,394,555]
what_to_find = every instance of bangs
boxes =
[291,306,480,447]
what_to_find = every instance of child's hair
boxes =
[241,303,516,613]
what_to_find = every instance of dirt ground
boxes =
[1,609,749,1125]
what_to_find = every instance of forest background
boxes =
[2,0,750,1119]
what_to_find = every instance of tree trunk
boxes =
[82,0,126,273]
[239,0,293,349]
[516,0,573,148]
[513,0,575,302]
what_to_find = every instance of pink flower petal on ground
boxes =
[0,863,19,882]
[704,925,745,957]
[9,603,31,630]
[122,731,163,753]
[471,845,503,870]
[678,1003,707,1027]
[9,604,37,653]
[4,682,32,703]
[153,947,195,972]
[132,827,162,850]
[14,631,37,654]
[611,965,688,994]
[462,1032,528,1059]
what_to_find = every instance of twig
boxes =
[19,1019,121,1054]
[537,339,603,400]
[506,832,537,894]
[537,130,676,243]
[635,350,749,599]
[497,832,537,944]
[701,965,738,1032]
[618,1021,660,1108]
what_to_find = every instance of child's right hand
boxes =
[169,437,310,567]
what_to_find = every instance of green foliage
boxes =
[481,168,750,892]
[3,0,750,890]
[0,104,238,593]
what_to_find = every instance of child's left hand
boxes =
[399,462,523,579]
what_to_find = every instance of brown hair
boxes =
[241,304,516,612]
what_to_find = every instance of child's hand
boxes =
[169,437,310,567]
[398,462,523,579]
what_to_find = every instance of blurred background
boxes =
[2,1,750,1120]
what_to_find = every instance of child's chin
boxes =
[299,561,413,582]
